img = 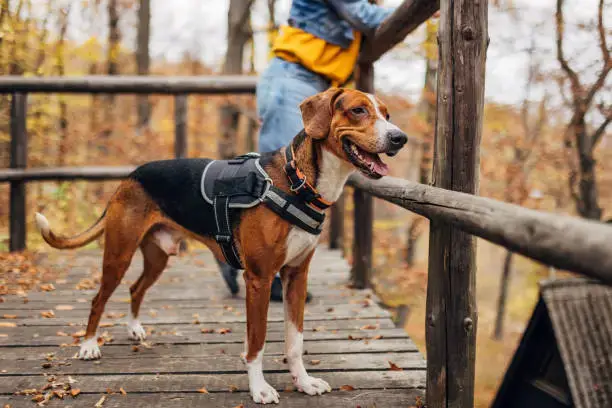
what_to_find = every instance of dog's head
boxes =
[300,88,408,179]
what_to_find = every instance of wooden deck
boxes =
[0,248,425,407]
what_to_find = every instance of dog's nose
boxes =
[389,130,408,148]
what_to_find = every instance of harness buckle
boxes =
[290,178,306,193]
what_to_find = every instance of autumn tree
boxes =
[493,35,548,340]
[556,0,611,220]
[218,0,255,159]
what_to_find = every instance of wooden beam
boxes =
[351,63,375,289]
[348,173,612,286]
[329,194,345,252]
[0,166,135,182]
[0,76,257,95]
[9,93,27,251]
[359,0,440,63]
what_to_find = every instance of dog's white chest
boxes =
[284,227,320,267]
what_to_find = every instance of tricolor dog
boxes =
[35,88,408,404]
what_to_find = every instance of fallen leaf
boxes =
[216,328,232,334]
[56,331,69,337]
[52,390,65,399]
[360,324,378,330]
[312,326,326,332]
[372,335,383,340]
[55,305,74,311]
[326,307,334,312]
[2,314,17,319]
[228,384,238,392]
[200,328,214,334]
[39,283,55,292]
[348,335,362,340]
[233,405,245,408]
[132,346,140,352]
[41,362,52,369]
[309,359,321,365]
[340,385,355,391]
[94,395,106,407]
[99,323,114,328]
[40,310,55,318]
[197,386,209,394]
[72,330,86,338]
[388,361,403,371]
[0,322,16,328]
[119,387,127,395]
[31,394,45,402]
[70,389,81,397]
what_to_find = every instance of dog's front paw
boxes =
[77,338,101,360]
[293,375,331,396]
[250,380,280,404]
[127,319,147,341]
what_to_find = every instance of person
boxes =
[219,0,394,301]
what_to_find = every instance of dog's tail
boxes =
[35,210,106,249]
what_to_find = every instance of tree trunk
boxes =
[574,117,602,220]
[493,250,513,340]
[136,0,151,131]
[56,7,69,167]
[104,0,120,133]
[218,0,253,159]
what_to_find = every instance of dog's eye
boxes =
[350,107,367,116]
[385,113,390,120]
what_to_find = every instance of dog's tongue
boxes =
[372,157,389,176]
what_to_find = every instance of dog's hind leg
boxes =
[281,251,331,396]
[78,191,150,360]
[127,236,169,341]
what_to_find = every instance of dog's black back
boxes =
[130,159,218,237]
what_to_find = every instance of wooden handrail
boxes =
[359,0,440,63]
[348,173,612,286]
[0,166,135,182]
[0,75,257,94]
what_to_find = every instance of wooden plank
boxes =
[0,75,257,94]
[0,291,378,309]
[0,338,419,360]
[0,318,393,336]
[425,0,487,407]
[351,63,375,289]
[0,389,425,408]
[0,303,390,324]
[0,327,409,347]
[9,92,27,251]
[0,370,425,394]
[0,352,425,374]
[0,166,134,182]
[329,198,344,251]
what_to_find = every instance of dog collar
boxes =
[284,143,333,211]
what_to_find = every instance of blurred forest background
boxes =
[0,0,610,406]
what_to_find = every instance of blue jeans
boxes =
[257,57,330,153]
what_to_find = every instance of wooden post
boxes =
[174,94,188,158]
[351,62,375,289]
[329,194,345,252]
[426,0,488,407]
[9,93,28,252]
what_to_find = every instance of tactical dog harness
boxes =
[200,146,331,269]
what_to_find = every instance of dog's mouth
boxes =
[342,138,389,179]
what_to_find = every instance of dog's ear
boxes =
[300,88,344,139]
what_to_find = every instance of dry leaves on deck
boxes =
[197,386,209,394]
[388,361,403,371]
[339,385,356,391]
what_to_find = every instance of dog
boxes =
[35,87,408,404]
